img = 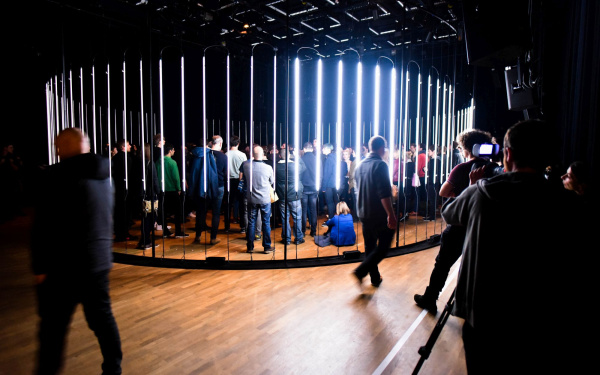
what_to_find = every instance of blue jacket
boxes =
[189,147,218,200]
[321,153,348,190]
[325,214,356,246]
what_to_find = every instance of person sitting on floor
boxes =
[315,201,356,247]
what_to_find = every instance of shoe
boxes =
[414,294,438,314]
[246,249,254,253]
[210,238,221,245]
[309,232,316,237]
[398,213,409,222]
[321,222,328,227]
[188,212,196,218]
[263,246,275,253]
[371,277,383,287]
[240,229,246,234]
[136,243,152,250]
[293,238,305,245]
[163,231,173,238]
[175,233,190,238]
[255,234,262,241]
[282,240,291,245]
[352,271,364,292]
[193,237,201,244]
[423,216,435,222]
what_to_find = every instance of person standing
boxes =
[423,144,442,221]
[226,135,247,232]
[276,148,305,245]
[242,145,275,253]
[352,136,397,289]
[300,142,318,236]
[31,128,122,374]
[111,139,140,242]
[156,143,188,238]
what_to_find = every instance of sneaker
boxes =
[240,229,246,234]
[193,237,202,244]
[321,222,328,227]
[163,231,173,238]
[414,294,438,314]
[293,238,305,245]
[371,277,383,287]
[210,238,221,245]
[175,233,190,238]
[423,216,435,221]
[188,212,196,218]
[136,243,152,250]
[263,246,275,253]
[255,234,262,241]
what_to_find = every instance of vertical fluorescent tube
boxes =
[123,59,128,191]
[249,55,254,190]
[335,60,343,190]
[181,54,186,192]
[273,52,277,183]
[355,61,362,163]
[80,68,84,129]
[434,78,440,184]
[447,84,453,178]
[396,67,403,186]
[425,73,432,183]
[203,55,208,193]
[92,65,97,154]
[402,70,410,189]
[414,72,422,180]
[45,83,53,165]
[139,58,145,187]
[470,98,475,130]
[440,81,447,182]
[294,57,300,192]
[159,57,165,193]
[227,54,231,191]
[54,76,60,132]
[316,59,323,191]
[107,63,112,184]
[388,67,396,184]
[69,70,75,128]
[374,64,380,136]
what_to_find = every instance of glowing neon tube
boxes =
[159,57,165,193]
[336,60,343,190]
[139,58,145,187]
[123,58,128,191]
[181,54,186,192]
[203,54,208,193]
[355,61,362,164]
[316,58,323,191]
[294,57,300,191]
[388,66,396,184]
[374,64,380,136]
[273,51,277,184]
[249,54,254,191]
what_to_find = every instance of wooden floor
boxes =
[114,211,448,262]
[0,210,466,375]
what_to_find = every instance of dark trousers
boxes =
[425,182,440,218]
[354,219,395,283]
[324,187,339,219]
[196,187,225,239]
[423,224,466,300]
[163,191,183,235]
[36,270,122,375]
[224,178,241,230]
[113,190,130,239]
[301,191,318,235]
[139,203,155,246]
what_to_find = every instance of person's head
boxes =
[144,143,151,161]
[361,143,368,156]
[303,142,313,152]
[322,144,333,155]
[368,135,387,157]
[342,148,350,161]
[211,135,223,151]
[278,148,291,161]
[452,140,460,150]
[117,139,130,152]
[336,201,351,215]
[561,161,589,195]
[164,143,175,156]
[417,143,425,151]
[253,145,264,160]
[55,128,90,160]
[410,143,416,152]
[153,133,165,147]
[503,119,555,173]
[457,129,492,159]
[230,135,241,149]
[428,144,436,156]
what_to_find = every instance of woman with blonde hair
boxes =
[315,201,356,247]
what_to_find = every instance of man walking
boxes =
[352,135,397,289]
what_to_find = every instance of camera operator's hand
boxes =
[469,165,489,185]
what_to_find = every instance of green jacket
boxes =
[156,156,181,192]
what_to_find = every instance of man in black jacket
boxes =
[300,142,318,236]
[31,128,122,375]
[352,136,397,289]
[276,148,306,244]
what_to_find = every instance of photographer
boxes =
[442,119,584,374]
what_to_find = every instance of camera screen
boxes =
[479,144,493,155]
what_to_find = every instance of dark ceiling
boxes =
[29,0,464,60]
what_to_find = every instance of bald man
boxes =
[31,128,122,374]
[241,145,275,253]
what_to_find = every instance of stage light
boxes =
[374,64,380,136]
[336,59,343,190]
[355,61,362,163]
[388,66,396,184]
[316,58,323,192]
[159,57,165,193]
[92,65,98,154]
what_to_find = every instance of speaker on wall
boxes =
[504,67,534,111]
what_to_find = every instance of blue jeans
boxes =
[301,191,318,235]
[279,199,303,242]
[247,202,272,251]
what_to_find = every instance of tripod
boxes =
[412,288,456,375]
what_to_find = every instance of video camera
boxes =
[471,143,504,178]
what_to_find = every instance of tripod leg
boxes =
[412,288,456,375]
